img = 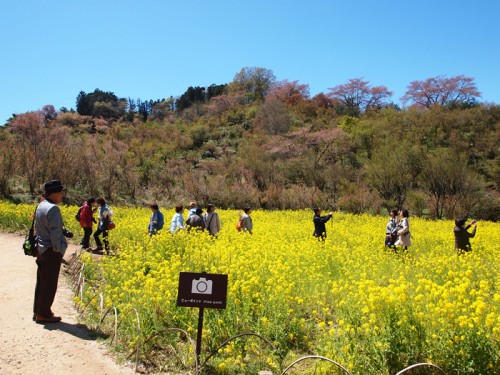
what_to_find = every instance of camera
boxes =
[191,277,213,295]
[62,227,74,238]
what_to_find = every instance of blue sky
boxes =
[1,0,499,124]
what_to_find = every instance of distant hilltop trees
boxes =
[60,69,482,122]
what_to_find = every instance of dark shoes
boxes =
[34,313,62,324]
[91,246,108,255]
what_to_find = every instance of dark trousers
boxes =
[314,233,326,242]
[94,228,109,254]
[80,227,93,248]
[34,249,62,317]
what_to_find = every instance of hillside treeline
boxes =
[1,68,499,220]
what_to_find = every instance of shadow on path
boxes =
[42,321,109,341]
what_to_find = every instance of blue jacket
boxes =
[148,210,164,234]
[98,205,112,231]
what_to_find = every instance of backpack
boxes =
[235,219,243,231]
[75,206,82,222]
[104,209,115,230]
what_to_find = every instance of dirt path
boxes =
[0,233,136,375]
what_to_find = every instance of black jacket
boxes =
[454,224,476,251]
[313,214,332,237]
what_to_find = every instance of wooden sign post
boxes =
[177,272,228,359]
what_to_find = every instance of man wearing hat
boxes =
[33,179,68,323]
[313,208,333,241]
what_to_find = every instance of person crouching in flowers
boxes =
[186,207,205,232]
[454,217,477,254]
[394,209,411,251]
[385,209,399,250]
[147,203,164,236]
[170,205,185,234]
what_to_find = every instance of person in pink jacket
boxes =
[79,197,96,250]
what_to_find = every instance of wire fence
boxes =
[65,250,448,375]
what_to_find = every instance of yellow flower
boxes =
[1,203,495,375]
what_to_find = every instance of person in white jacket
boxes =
[240,207,253,234]
[170,205,185,234]
[395,209,411,250]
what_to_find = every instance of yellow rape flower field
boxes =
[1,202,499,374]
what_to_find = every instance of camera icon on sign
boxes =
[191,278,213,294]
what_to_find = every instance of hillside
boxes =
[1,72,499,220]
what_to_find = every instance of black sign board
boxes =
[177,272,228,309]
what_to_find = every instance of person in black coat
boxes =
[454,217,477,253]
[186,207,205,232]
[313,208,333,241]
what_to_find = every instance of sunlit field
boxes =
[1,202,499,374]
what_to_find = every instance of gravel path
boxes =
[0,233,136,375]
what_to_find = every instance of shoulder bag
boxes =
[22,206,38,257]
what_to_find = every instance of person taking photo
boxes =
[313,208,333,241]
[454,217,478,253]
